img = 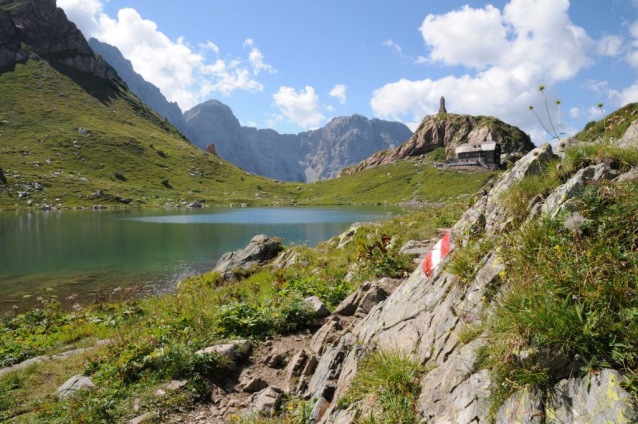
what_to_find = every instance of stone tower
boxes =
[439,96,447,114]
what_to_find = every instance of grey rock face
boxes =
[184,101,412,182]
[622,119,638,143]
[547,369,637,424]
[88,39,188,135]
[541,163,618,218]
[213,235,283,281]
[305,296,329,318]
[252,387,282,417]
[0,0,115,80]
[55,374,95,399]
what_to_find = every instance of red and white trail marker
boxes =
[423,232,451,277]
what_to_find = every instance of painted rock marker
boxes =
[423,232,451,277]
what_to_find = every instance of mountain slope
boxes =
[0,0,302,209]
[341,112,534,176]
[184,100,413,182]
[575,102,638,142]
[88,38,189,136]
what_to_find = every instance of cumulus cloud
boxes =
[273,86,327,128]
[58,0,273,111]
[371,0,608,143]
[569,107,581,118]
[243,38,276,75]
[610,81,638,107]
[597,35,623,57]
[329,84,347,104]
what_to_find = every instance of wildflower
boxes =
[528,105,534,111]
[555,100,561,105]
[597,103,604,108]
[539,85,545,92]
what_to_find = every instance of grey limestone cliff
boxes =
[184,101,413,182]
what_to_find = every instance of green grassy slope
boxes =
[575,102,638,141]
[0,60,494,209]
[0,60,302,209]
[299,158,495,205]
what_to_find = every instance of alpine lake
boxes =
[0,206,403,314]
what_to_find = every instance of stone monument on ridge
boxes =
[439,96,447,114]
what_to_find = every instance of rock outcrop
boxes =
[55,374,95,399]
[213,235,283,281]
[0,0,115,80]
[184,101,413,182]
[340,113,534,176]
[278,143,637,424]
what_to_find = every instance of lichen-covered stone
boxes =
[546,369,637,424]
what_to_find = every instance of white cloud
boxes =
[382,39,403,56]
[597,35,623,57]
[273,86,326,128]
[587,106,606,120]
[610,81,638,107]
[58,1,273,111]
[200,41,220,54]
[584,80,609,93]
[58,0,103,36]
[569,107,580,118]
[329,84,347,104]
[419,5,509,69]
[371,0,605,143]
[243,38,276,75]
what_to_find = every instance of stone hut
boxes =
[454,141,501,167]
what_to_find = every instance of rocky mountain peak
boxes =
[0,0,115,79]
[341,112,534,176]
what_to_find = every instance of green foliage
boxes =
[278,277,351,309]
[428,147,448,162]
[354,234,412,280]
[341,350,424,423]
[482,180,638,416]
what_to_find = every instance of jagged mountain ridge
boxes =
[184,100,413,182]
[88,39,413,183]
[0,0,115,80]
[342,112,535,176]
[88,38,189,136]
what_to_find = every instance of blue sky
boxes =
[59,0,638,142]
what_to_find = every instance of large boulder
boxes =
[252,387,282,417]
[55,374,95,399]
[213,235,283,280]
[195,340,251,369]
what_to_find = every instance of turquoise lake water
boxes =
[0,207,401,312]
